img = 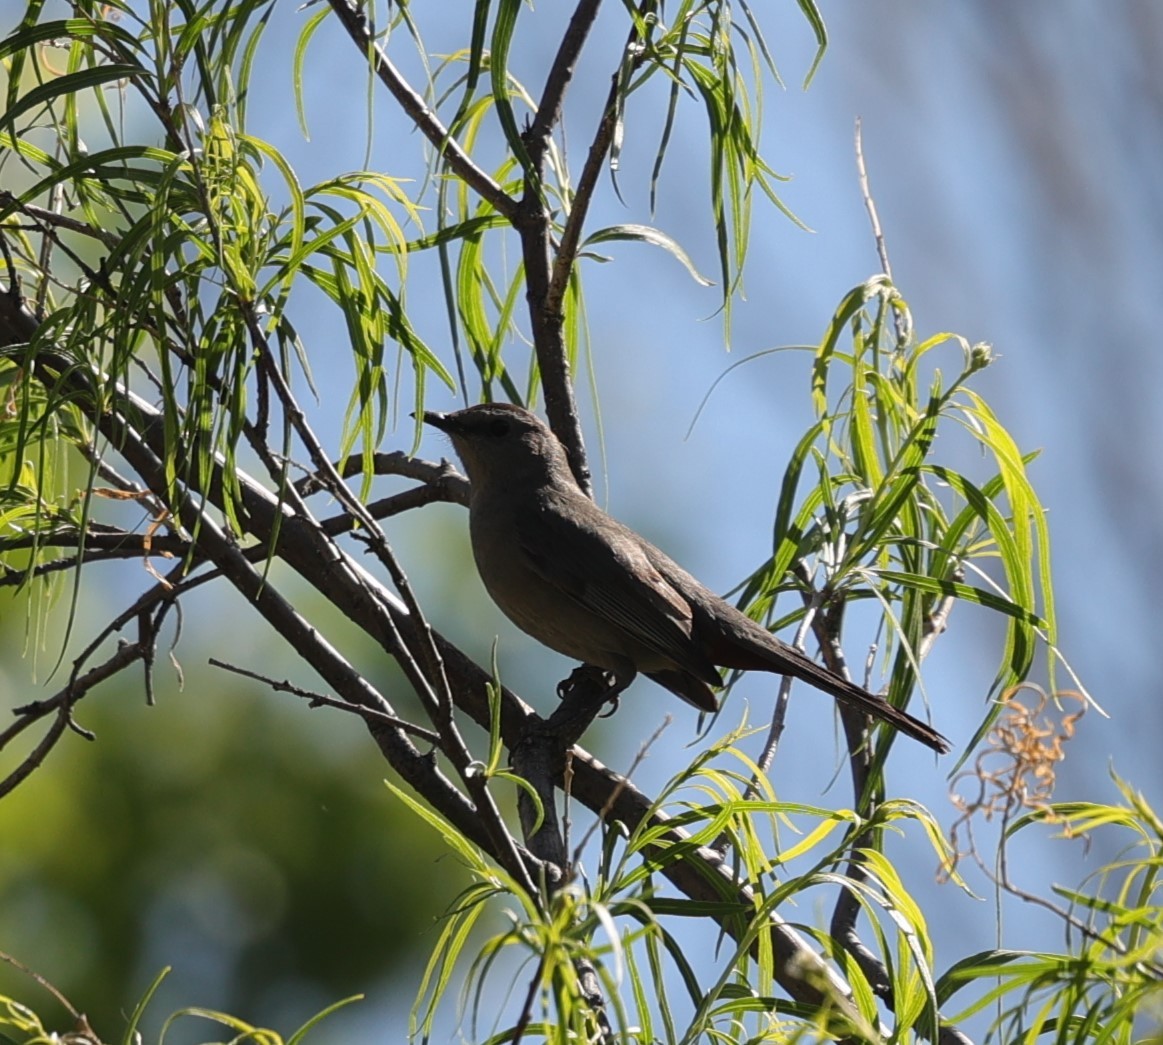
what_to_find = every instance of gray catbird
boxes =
[423,402,949,753]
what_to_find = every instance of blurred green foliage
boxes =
[0,585,468,1036]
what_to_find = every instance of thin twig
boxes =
[855,118,905,346]
[569,715,671,869]
[855,118,892,283]
[546,2,657,321]
[298,450,470,505]
[0,953,76,1018]
[208,657,441,745]
[752,586,824,782]
[511,948,550,1045]
[0,641,146,800]
[0,192,122,248]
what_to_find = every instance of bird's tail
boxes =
[707,622,951,753]
[810,666,950,753]
[641,546,951,753]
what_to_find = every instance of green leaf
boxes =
[873,570,1045,626]
[1,64,145,140]
[488,0,535,180]
[582,224,715,286]
[0,18,144,62]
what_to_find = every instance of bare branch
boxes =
[0,641,146,800]
[508,0,650,498]
[546,4,656,321]
[516,2,657,497]
[855,118,906,347]
[208,657,441,745]
[0,192,122,249]
[528,0,605,158]
[299,450,470,505]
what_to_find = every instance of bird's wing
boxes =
[515,490,722,687]
[643,543,952,752]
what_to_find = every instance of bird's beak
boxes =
[420,410,453,432]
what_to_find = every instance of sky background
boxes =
[4,1,1163,1041]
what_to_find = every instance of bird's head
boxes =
[422,402,575,492]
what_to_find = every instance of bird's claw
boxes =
[557,664,619,707]
[556,665,589,701]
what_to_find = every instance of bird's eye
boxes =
[489,419,510,437]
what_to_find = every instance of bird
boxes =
[422,402,950,753]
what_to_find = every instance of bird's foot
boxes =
[557,664,617,703]
[543,665,621,745]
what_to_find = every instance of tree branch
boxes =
[242,312,535,898]
[528,0,604,152]
[208,657,442,745]
[546,3,656,322]
[509,0,647,497]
